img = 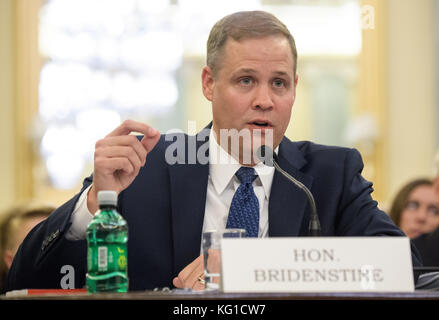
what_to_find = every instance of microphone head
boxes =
[257,145,275,167]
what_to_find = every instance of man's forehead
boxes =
[226,36,292,55]
[224,41,294,73]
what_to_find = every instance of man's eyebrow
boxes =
[232,69,292,78]
[272,71,291,78]
[233,68,257,75]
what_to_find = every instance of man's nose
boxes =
[252,85,274,111]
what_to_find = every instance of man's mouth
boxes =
[248,120,273,128]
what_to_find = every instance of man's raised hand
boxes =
[87,120,160,213]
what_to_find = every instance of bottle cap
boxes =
[97,190,117,207]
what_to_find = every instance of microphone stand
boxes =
[258,146,322,236]
[272,159,322,236]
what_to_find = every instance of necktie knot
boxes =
[235,167,257,185]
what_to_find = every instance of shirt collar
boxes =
[208,128,276,199]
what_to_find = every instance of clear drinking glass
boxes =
[202,228,246,291]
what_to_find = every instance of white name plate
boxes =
[221,237,414,293]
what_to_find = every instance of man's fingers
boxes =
[104,120,160,155]
[96,135,147,166]
[107,120,154,138]
[141,127,161,153]
[172,277,183,288]
[97,146,143,171]
[95,157,135,175]
[192,280,205,291]
[174,255,204,289]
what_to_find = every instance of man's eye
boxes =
[239,77,252,85]
[273,79,285,88]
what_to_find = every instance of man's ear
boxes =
[201,66,215,101]
[291,73,299,102]
[434,176,439,197]
[4,249,14,270]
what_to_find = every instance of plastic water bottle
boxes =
[86,190,128,293]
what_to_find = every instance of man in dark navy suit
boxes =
[6,11,421,292]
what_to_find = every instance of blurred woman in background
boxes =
[0,204,54,293]
[412,165,439,267]
[389,178,439,239]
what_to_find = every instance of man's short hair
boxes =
[206,10,298,77]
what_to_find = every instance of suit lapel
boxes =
[169,130,210,275]
[268,138,314,236]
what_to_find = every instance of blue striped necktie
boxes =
[226,167,260,237]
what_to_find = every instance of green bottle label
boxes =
[88,244,127,273]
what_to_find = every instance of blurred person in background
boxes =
[389,178,439,239]
[0,204,54,293]
[412,155,439,267]
[413,224,439,267]
[434,151,439,196]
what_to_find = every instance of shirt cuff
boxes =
[65,185,94,240]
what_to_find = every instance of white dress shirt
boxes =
[202,129,275,237]
[66,129,276,240]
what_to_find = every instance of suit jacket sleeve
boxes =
[335,148,422,270]
[336,149,399,236]
[412,226,439,267]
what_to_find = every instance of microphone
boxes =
[257,145,322,236]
